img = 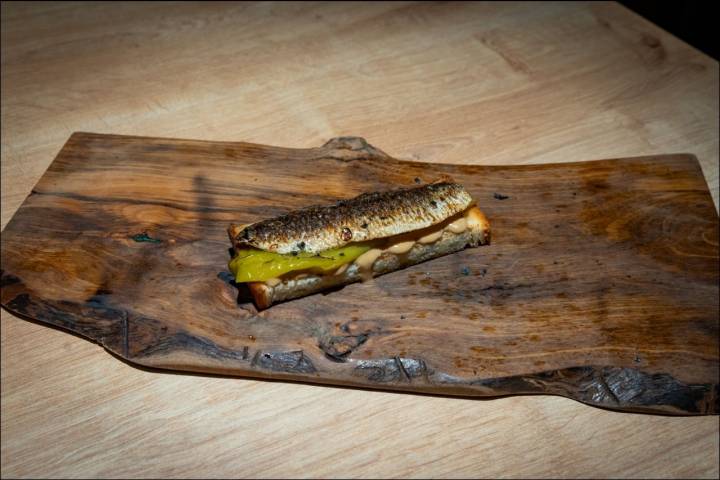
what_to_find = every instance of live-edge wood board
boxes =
[1,132,718,415]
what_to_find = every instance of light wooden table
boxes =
[2,2,718,478]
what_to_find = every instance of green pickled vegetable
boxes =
[229,243,372,283]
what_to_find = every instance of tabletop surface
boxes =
[1,2,718,478]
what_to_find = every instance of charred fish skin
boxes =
[231,180,474,254]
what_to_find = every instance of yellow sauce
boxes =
[265,277,281,287]
[446,217,467,234]
[355,248,383,270]
[387,240,415,254]
[355,248,383,280]
[418,230,443,244]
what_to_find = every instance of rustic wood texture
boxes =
[2,131,719,416]
[2,2,719,478]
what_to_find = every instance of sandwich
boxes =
[227,177,490,309]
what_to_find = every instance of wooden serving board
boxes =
[1,133,718,415]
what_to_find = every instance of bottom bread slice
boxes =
[247,208,490,309]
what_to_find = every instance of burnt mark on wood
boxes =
[0,271,21,287]
[254,349,316,374]
[4,291,126,351]
[353,357,428,383]
[319,334,369,362]
[493,192,509,200]
[134,328,247,363]
[597,373,620,405]
[6,292,32,311]
[436,366,718,414]
[395,356,410,381]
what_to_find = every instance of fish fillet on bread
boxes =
[227,177,490,309]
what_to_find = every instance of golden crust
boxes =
[247,282,272,310]
[228,178,474,255]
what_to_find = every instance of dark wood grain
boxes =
[1,132,718,415]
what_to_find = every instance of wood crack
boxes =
[395,356,410,381]
[598,373,620,405]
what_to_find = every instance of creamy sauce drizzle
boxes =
[387,240,415,254]
[446,217,467,234]
[355,248,383,271]
[418,229,443,244]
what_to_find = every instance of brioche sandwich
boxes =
[227,177,490,309]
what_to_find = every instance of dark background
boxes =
[621,1,717,59]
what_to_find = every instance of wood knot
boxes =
[320,136,390,162]
[323,136,371,150]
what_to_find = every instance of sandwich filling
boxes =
[229,243,373,283]
[229,206,485,286]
